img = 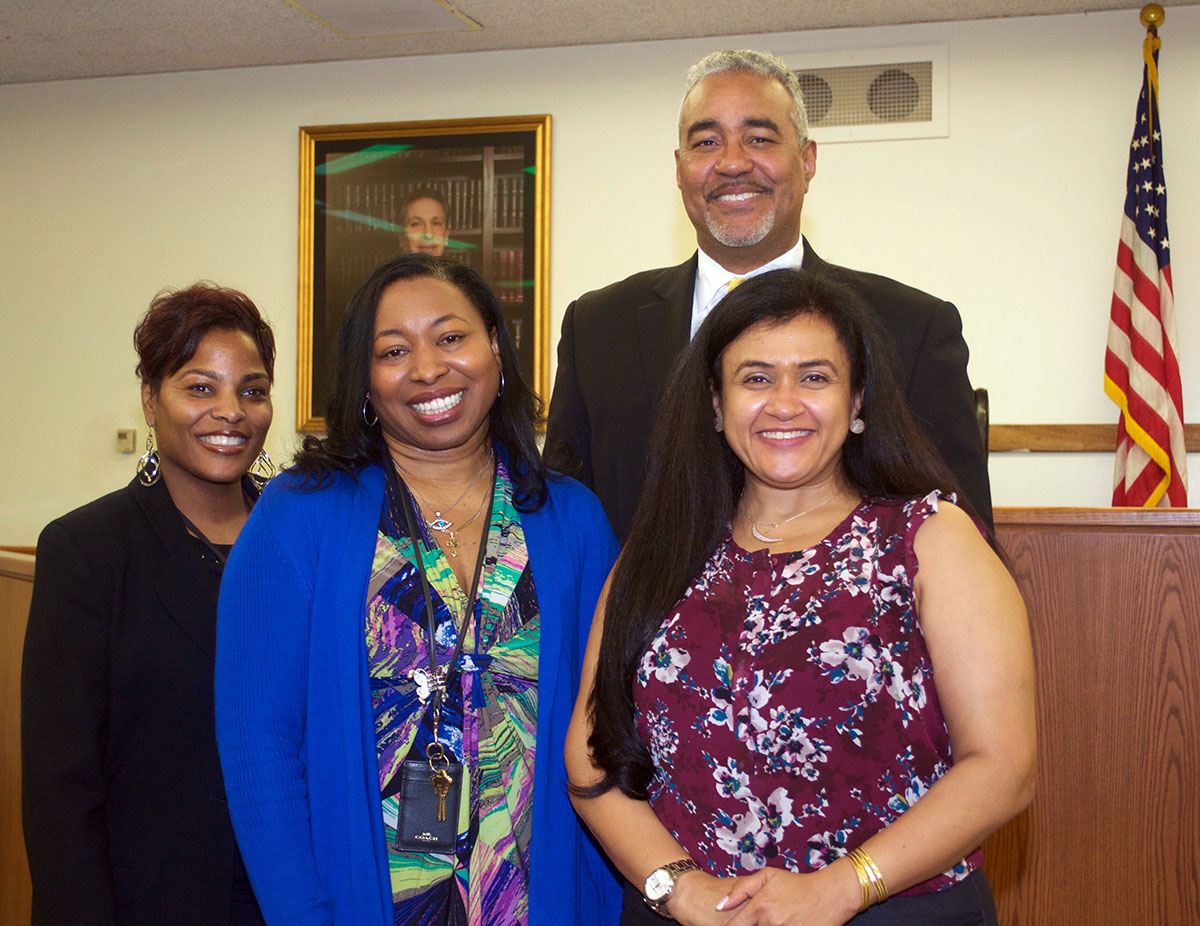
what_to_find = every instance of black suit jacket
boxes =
[545,241,991,541]
[21,478,261,925]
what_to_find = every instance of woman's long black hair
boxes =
[583,268,975,799]
[290,253,548,511]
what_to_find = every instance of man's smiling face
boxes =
[675,70,817,273]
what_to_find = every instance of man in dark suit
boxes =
[546,49,990,541]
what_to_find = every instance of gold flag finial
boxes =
[1140,4,1165,33]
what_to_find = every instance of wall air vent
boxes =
[785,45,947,144]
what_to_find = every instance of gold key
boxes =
[430,769,452,822]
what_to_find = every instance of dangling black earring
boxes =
[249,449,276,488]
[137,430,160,486]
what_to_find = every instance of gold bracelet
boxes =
[846,851,872,912]
[846,848,889,909]
[862,850,888,904]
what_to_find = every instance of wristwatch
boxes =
[643,858,700,917]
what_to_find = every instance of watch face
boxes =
[645,868,674,902]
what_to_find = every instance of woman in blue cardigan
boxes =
[216,254,621,926]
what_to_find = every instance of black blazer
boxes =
[545,241,992,541]
[21,477,261,925]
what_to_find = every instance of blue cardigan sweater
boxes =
[215,464,621,925]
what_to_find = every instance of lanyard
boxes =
[394,457,496,745]
[176,486,255,567]
[178,511,231,566]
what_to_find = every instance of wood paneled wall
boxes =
[1,552,33,926]
[982,508,1200,925]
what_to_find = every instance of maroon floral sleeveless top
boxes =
[633,492,982,895]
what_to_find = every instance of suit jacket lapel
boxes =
[800,236,829,274]
[638,254,697,397]
[129,479,222,661]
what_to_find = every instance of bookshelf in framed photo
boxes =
[296,115,551,432]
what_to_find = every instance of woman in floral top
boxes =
[566,270,1035,925]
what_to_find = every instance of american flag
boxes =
[1103,34,1186,507]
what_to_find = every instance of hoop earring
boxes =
[361,393,378,427]
[497,370,506,398]
[849,417,866,434]
[137,431,160,486]
[249,448,276,487]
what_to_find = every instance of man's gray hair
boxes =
[683,49,809,144]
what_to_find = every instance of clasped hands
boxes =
[665,864,859,926]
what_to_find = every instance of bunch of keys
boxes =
[426,741,453,822]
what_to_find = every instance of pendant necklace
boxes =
[435,484,490,556]
[393,450,492,533]
[393,451,494,556]
[748,490,839,543]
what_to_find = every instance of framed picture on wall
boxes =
[296,115,551,432]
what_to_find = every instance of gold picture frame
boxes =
[296,115,551,432]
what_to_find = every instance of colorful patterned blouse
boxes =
[634,492,981,896]
[367,457,540,925]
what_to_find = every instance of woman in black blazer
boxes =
[21,283,276,925]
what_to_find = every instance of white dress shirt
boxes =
[689,238,806,338]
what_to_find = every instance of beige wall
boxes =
[2,9,1198,542]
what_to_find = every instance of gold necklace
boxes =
[747,490,839,543]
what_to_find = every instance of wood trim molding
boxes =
[995,506,1200,533]
[989,423,1200,453]
[0,550,35,581]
